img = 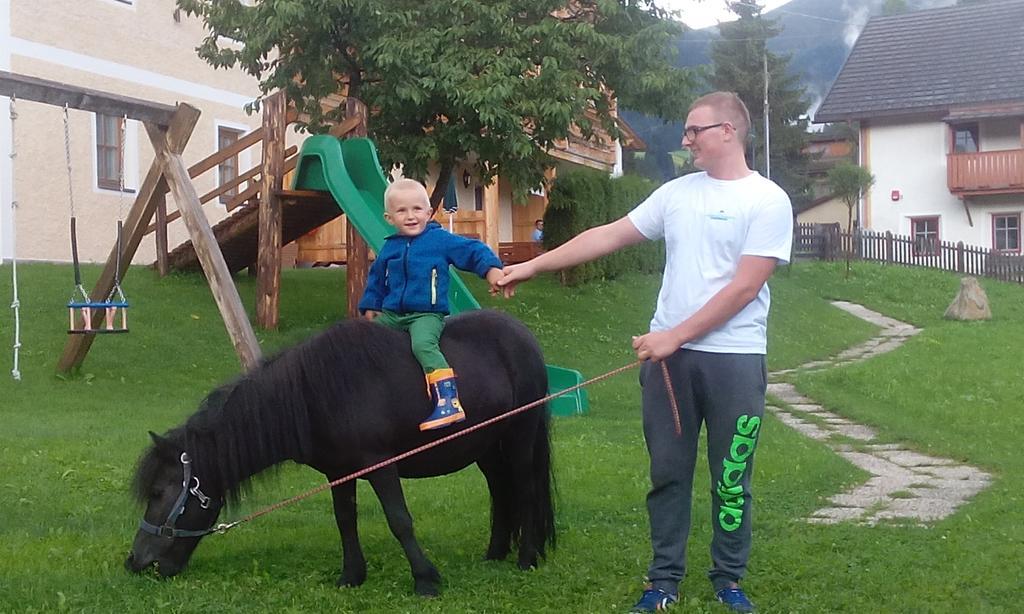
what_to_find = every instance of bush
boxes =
[543,169,665,285]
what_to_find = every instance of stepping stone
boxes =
[808,507,867,523]
[766,383,811,404]
[769,410,832,441]
[876,450,956,467]
[833,424,877,441]
[837,452,916,478]
[865,443,905,451]
[916,465,991,481]
[790,403,826,413]
[871,498,958,522]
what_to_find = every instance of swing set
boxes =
[61,105,131,335]
[2,70,264,378]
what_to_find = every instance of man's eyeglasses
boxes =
[683,122,728,141]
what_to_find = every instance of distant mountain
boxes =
[621,0,959,179]
[672,0,959,115]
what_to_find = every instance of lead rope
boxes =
[9,96,21,381]
[209,358,681,536]
[660,361,682,436]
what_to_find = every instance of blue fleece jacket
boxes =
[358,221,502,315]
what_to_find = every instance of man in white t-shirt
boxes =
[499,92,792,613]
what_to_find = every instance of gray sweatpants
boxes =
[640,349,767,595]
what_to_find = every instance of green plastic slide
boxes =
[291,135,588,416]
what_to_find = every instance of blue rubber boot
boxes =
[420,368,466,431]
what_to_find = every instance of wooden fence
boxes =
[794,223,1024,284]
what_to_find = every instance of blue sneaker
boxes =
[716,587,755,612]
[630,586,677,612]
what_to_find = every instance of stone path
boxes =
[766,301,991,525]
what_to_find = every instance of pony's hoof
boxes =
[516,555,539,570]
[336,569,366,588]
[413,567,442,596]
[483,547,510,561]
[413,579,440,597]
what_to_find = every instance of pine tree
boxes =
[709,1,812,207]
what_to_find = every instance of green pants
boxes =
[374,311,449,373]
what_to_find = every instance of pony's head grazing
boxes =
[125,320,375,577]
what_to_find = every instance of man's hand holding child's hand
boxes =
[486,267,505,296]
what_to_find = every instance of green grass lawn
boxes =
[0,260,1020,612]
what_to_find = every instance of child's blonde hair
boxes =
[384,178,430,210]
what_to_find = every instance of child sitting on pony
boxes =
[359,178,504,430]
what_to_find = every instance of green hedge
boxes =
[543,169,665,286]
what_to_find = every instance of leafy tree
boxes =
[827,161,875,278]
[709,1,812,207]
[178,0,698,207]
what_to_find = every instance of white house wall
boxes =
[0,0,274,265]
[981,118,1021,151]
[1,0,13,262]
[865,118,1024,248]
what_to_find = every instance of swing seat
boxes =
[67,300,130,335]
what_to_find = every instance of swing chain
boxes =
[63,104,75,220]
[62,105,90,305]
[107,114,128,304]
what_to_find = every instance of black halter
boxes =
[138,452,214,539]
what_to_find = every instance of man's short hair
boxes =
[688,92,751,142]
[384,178,430,209]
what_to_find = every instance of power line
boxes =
[676,33,850,43]
[774,8,869,26]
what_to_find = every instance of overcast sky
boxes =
[657,0,796,30]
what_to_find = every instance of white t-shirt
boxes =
[627,171,792,354]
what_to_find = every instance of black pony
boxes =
[126,310,554,596]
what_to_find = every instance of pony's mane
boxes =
[131,319,398,507]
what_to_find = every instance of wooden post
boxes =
[483,178,500,254]
[256,91,287,329]
[885,231,894,265]
[345,97,369,319]
[57,103,200,374]
[155,193,169,277]
[146,122,262,372]
[346,223,369,318]
[957,241,965,273]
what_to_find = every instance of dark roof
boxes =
[815,0,1024,122]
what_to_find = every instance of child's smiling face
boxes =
[385,183,433,237]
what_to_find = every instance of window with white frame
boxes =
[96,114,125,191]
[993,213,1021,253]
[217,126,246,204]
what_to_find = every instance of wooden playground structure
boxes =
[1,70,370,374]
[2,69,633,377]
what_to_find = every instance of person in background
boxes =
[531,219,544,243]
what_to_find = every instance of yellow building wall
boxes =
[3,0,295,264]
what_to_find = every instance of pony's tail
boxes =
[530,403,556,558]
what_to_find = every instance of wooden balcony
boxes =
[948,148,1024,196]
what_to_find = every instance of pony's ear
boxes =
[148,431,176,453]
